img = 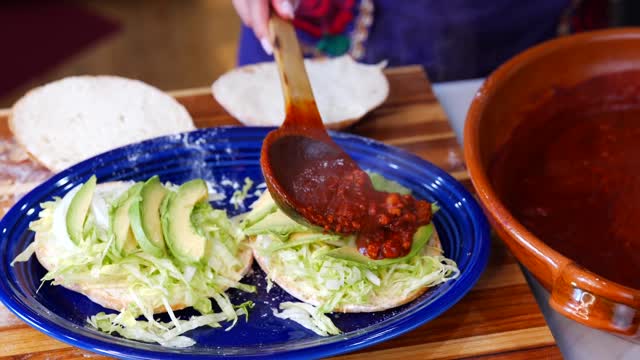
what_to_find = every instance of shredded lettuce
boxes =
[88,309,247,348]
[12,177,255,347]
[11,242,37,266]
[230,177,254,210]
[234,300,255,323]
[273,302,341,336]
[29,199,57,233]
[192,201,246,265]
[255,234,459,314]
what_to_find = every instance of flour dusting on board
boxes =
[0,138,51,217]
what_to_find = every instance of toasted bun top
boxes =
[10,76,195,172]
[212,56,389,129]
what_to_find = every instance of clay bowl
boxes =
[464,28,640,337]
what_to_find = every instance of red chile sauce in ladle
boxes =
[268,135,433,259]
[490,70,640,289]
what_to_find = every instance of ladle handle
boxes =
[268,16,324,129]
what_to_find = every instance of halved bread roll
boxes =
[10,76,195,172]
[212,56,389,129]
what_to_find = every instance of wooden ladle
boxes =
[261,16,435,260]
[260,16,362,227]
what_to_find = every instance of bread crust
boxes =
[251,230,443,313]
[8,91,49,170]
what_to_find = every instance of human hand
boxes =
[232,0,297,55]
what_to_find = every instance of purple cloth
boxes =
[238,0,570,82]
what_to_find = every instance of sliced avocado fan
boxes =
[161,179,209,264]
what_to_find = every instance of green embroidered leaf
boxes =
[317,34,350,56]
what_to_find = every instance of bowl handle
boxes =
[549,263,639,336]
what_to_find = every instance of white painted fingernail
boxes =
[260,37,273,55]
[280,1,295,18]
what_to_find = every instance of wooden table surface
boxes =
[0,66,562,359]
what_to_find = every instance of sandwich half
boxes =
[242,174,459,332]
[14,176,253,347]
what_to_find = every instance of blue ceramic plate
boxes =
[0,127,490,359]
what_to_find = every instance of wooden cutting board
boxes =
[0,66,562,359]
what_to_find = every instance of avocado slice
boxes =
[367,172,412,195]
[243,210,309,240]
[66,175,97,244]
[242,192,277,229]
[324,224,435,269]
[129,176,168,257]
[265,232,344,253]
[161,179,209,264]
[111,182,144,255]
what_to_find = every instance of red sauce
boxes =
[270,136,432,259]
[490,70,640,289]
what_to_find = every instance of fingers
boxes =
[272,0,296,19]
[249,0,270,40]
[232,0,252,25]
[233,0,299,55]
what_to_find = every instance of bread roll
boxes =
[10,76,195,172]
[212,56,389,129]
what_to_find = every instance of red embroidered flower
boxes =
[293,0,356,37]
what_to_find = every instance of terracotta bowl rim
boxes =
[463,28,640,301]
